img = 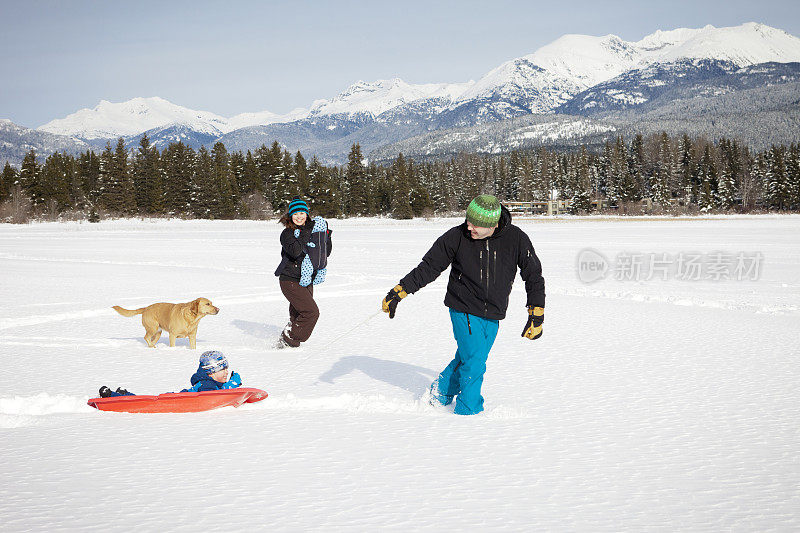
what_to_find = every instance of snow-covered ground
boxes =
[1,215,798,531]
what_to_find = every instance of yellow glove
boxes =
[381,285,407,319]
[522,306,544,340]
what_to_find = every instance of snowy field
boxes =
[1,215,799,531]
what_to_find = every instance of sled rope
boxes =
[272,309,383,384]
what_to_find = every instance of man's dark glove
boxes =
[381,284,407,319]
[522,306,544,340]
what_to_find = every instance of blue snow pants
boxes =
[431,309,499,415]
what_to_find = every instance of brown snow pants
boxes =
[279,280,320,346]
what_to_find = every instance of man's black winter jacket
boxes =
[399,206,545,320]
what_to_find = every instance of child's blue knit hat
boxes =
[287,197,309,216]
[199,351,228,374]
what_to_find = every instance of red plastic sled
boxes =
[87,387,268,413]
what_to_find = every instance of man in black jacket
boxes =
[382,195,545,415]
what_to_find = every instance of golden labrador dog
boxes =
[112,297,219,349]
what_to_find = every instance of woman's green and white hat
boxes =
[466,195,501,227]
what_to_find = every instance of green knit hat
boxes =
[466,195,502,227]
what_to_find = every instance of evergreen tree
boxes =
[408,160,433,216]
[569,189,592,214]
[18,150,44,207]
[556,154,571,198]
[267,142,288,207]
[294,151,309,195]
[507,151,522,201]
[8,132,800,220]
[697,145,718,212]
[96,143,114,211]
[607,136,630,205]
[346,143,369,216]
[597,142,612,202]
[651,132,672,205]
[572,146,593,211]
[237,150,260,197]
[764,145,789,210]
[517,154,535,202]
[1,162,18,204]
[678,134,695,205]
[371,162,392,214]
[717,169,735,210]
[613,135,639,203]
[132,134,164,215]
[40,152,71,212]
[98,139,135,214]
[307,156,339,217]
[442,159,458,210]
[211,142,236,218]
[63,152,83,211]
[331,166,348,215]
[787,143,800,210]
[717,140,737,211]
[161,142,194,216]
[493,156,508,199]
[229,151,245,198]
[132,133,150,212]
[254,144,275,203]
[463,156,481,203]
[191,147,216,218]
[628,134,646,198]
[530,149,549,201]
[77,150,101,209]
[115,138,136,215]
[391,153,413,219]
[271,148,297,211]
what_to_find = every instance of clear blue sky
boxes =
[1,0,798,128]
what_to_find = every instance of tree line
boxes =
[1,131,799,222]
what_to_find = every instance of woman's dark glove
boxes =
[298,227,312,244]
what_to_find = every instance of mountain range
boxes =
[3,22,799,166]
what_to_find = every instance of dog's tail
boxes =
[112,305,146,317]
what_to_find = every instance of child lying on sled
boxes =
[98,350,242,397]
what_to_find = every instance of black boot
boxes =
[99,386,113,398]
[115,387,132,396]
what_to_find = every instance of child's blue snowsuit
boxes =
[430,309,499,415]
[182,365,242,392]
[101,366,241,396]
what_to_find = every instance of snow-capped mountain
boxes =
[457,22,800,118]
[307,78,473,118]
[558,59,800,116]
[123,123,222,151]
[556,59,741,115]
[33,79,472,143]
[1,119,88,167]
[36,97,312,148]
[634,23,800,66]
[10,21,799,167]
[38,97,231,139]
[226,107,308,131]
